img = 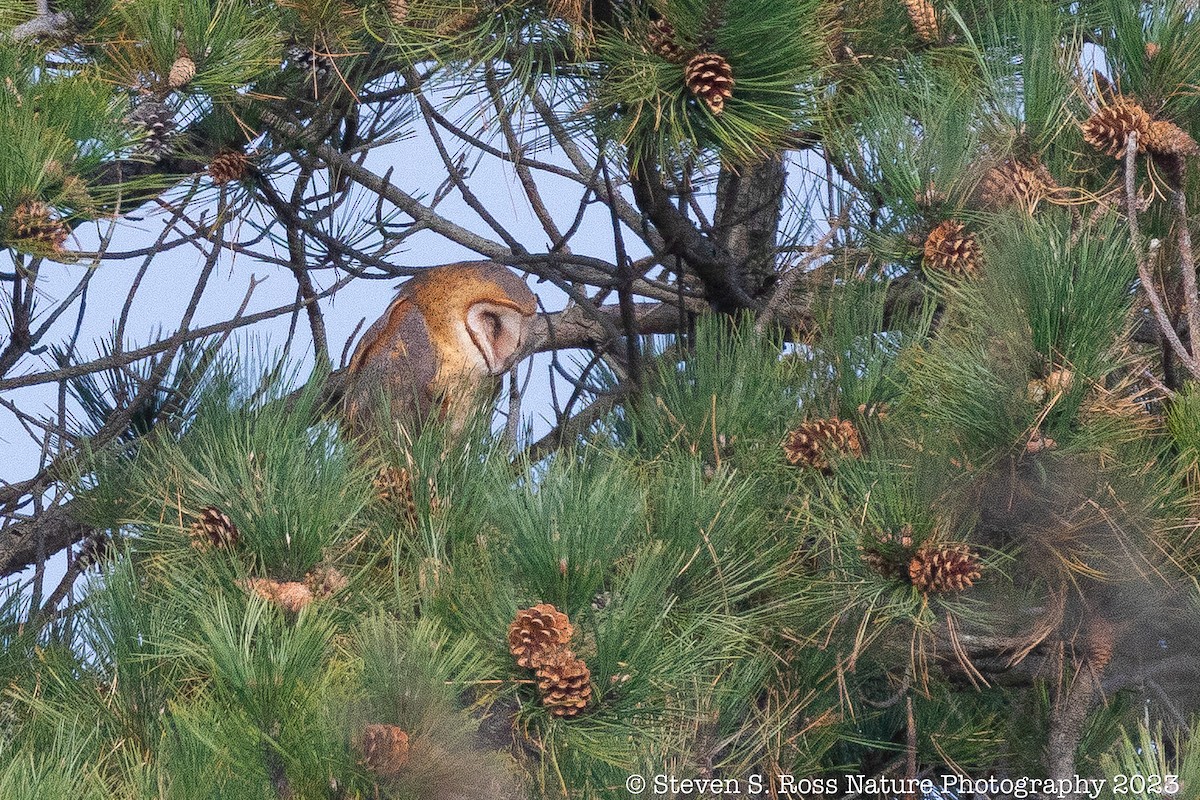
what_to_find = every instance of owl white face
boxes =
[464,300,534,374]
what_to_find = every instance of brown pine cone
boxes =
[975,159,1062,213]
[922,220,981,277]
[357,723,410,776]
[7,199,69,254]
[858,524,915,579]
[903,0,940,43]
[534,649,593,717]
[1082,98,1152,158]
[239,577,314,613]
[508,603,574,669]
[647,18,689,63]
[374,465,419,527]
[167,55,196,89]
[208,150,250,186]
[305,564,348,598]
[782,417,863,471]
[1143,118,1200,158]
[385,0,408,25]
[188,505,240,551]
[907,542,982,594]
[684,52,735,115]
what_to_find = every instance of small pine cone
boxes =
[647,18,688,64]
[903,0,940,44]
[907,542,981,594]
[305,564,348,598]
[1143,119,1200,158]
[1083,617,1115,670]
[128,99,176,161]
[975,159,1049,212]
[7,200,69,253]
[1145,42,1160,60]
[208,150,249,186]
[357,723,410,776]
[167,55,196,89]
[188,505,240,551]
[858,524,915,579]
[77,532,114,569]
[508,603,574,669]
[922,220,981,277]
[385,0,408,25]
[782,417,863,471]
[1081,98,1152,158]
[374,465,419,527]
[684,52,735,115]
[534,649,592,717]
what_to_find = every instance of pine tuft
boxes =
[684,53,735,115]
[922,220,981,277]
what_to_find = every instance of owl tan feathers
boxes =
[342,262,538,438]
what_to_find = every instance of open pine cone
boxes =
[534,649,593,717]
[782,417,863,471]
[7,199,69,254]
[1082,98,1152,158]
[923,220,981,277]
[684,52,734,115]
[907,542,982,594]
[858,524,916,579]
[385,0,409,25]
[647,18,688,63]
[208,150,249,186]
[903,0,939,43]
[508,603,574,669]
[975,159,1062,213]
[357,723,410,777]
[188,505,240,551]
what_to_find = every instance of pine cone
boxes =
[907,542,982,594]
[903,0,940,44]
[1084,617,1115,670]
[858,524,915,579]
[1081,98,1152,158]
[374,465,419,527]
[357,723,410,776]
[7,199,69,254]
[1145,42,1160,60]
[534,649,592,717]
[167,55,196,89]
[188,505,240,551]
[647,18,688,63]
[922,219,981,277]
[240,577,314,613]
[385,0,408,25]
[782,417,863,471]
[508,603,574,669]
[76,532,114,569]
[208,150,249,186]
[684,52,735,115]
[305,564,348,598]
[128,99,176,161]
[1143,119,1200,158]
[975,159,1059,213]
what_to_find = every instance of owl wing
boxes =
[344,295,439,431]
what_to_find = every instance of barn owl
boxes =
[342,261,538,438]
